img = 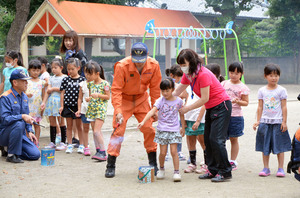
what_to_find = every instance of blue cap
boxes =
[10,69,31,81]
[131,42,148,63]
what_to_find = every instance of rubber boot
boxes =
[147,152,158,176]
[105,155,116,178]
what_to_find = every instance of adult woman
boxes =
[173,49,232,182]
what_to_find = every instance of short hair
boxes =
[264,63,280,76]
[28,59,42,70]
[177,49,204,75]
[60,30,80,53]
[160,77,175,90]
[229,62,244,73]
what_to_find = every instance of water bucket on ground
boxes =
[138,166,154,183]
[41,148,55,166]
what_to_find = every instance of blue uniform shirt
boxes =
[0,88,32,133]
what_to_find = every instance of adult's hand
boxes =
[28,132,38,144]
[179,105,190,115]
[116,113,123,124]
[22,114,35,124]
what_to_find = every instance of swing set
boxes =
[142,19,244,82]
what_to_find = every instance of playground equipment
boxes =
[142,19,243,82]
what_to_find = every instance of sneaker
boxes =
[72,137,79,148]
[178,152,186,161]
[156,169,165,179]
[55,135,61,145]
[230,161,237,171]
[77,145,84,154]
[45,142,56,149]
[91,151,107,161]
[84,148,91,156]
[198,172,215,179]
[56,142,67,151]
[66,144,74,154]
[173,173,181,182]
[259,168,271,177]
[184,164,197,173]
[195,163,209,174]
[276,168,285,177]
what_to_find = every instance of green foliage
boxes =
[0,6,14,54]
[268,0,300,56]
[205,0,253,20]
[46,36,62,55]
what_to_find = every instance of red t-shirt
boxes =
[181,66,230,109]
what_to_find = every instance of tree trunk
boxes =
[225,39,238,66]
[6,0,30,52]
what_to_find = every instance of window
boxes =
[101,38,125,51]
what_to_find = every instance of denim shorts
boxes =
[256,123,292,155]
[227,116,244,138]
[185,121,204,136]
[81,114,90,124]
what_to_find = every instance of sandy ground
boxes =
[0,84,300,198]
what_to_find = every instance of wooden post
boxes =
[78,36,85,51]
[20,33,28,68]
[125,37,131,57]
[165,38,171,69]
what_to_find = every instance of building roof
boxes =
[136,0,269,20]
[25,0,205,37]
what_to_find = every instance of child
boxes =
[253,63,292,177]
[26,59,46,143]
[138,78,185,182]
[183,87,207,174]
[38,57,50,87]
[60,30,87,77]
[165,64,188,161]
[41,57,67,150]
[84,61,110,161]
[0,51,28,94]
[59,58,85,154]
[221,62,249,170]
[75,62,92,156]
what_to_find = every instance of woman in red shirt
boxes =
[173,49,232,182]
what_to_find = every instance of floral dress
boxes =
[27,79,45,122]
[86,80,110,121]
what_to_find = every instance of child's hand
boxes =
[75,111,81,118]
[137,122,145,129]
[26,93,33,98]
[192,121,200,131]
[59,107,63,115]
[41,103,45,110]
[85,97,90,102]
[281,122,287,132]
[91,93,99,98]
[180,128,185,137]
[231,98,240,104]
[253,122,259,130]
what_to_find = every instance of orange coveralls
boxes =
[107,56,162,157]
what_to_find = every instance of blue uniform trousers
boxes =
[0,120,40,160]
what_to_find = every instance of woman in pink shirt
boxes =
[173,49,232,182]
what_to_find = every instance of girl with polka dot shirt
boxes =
[59,58,85,154]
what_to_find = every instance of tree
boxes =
[5,0,30,52]
[268,0,300,82]
[204,0,253,63]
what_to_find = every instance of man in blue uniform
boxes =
[0,69,40,163]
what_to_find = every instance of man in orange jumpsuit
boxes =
[105,42,162,178]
